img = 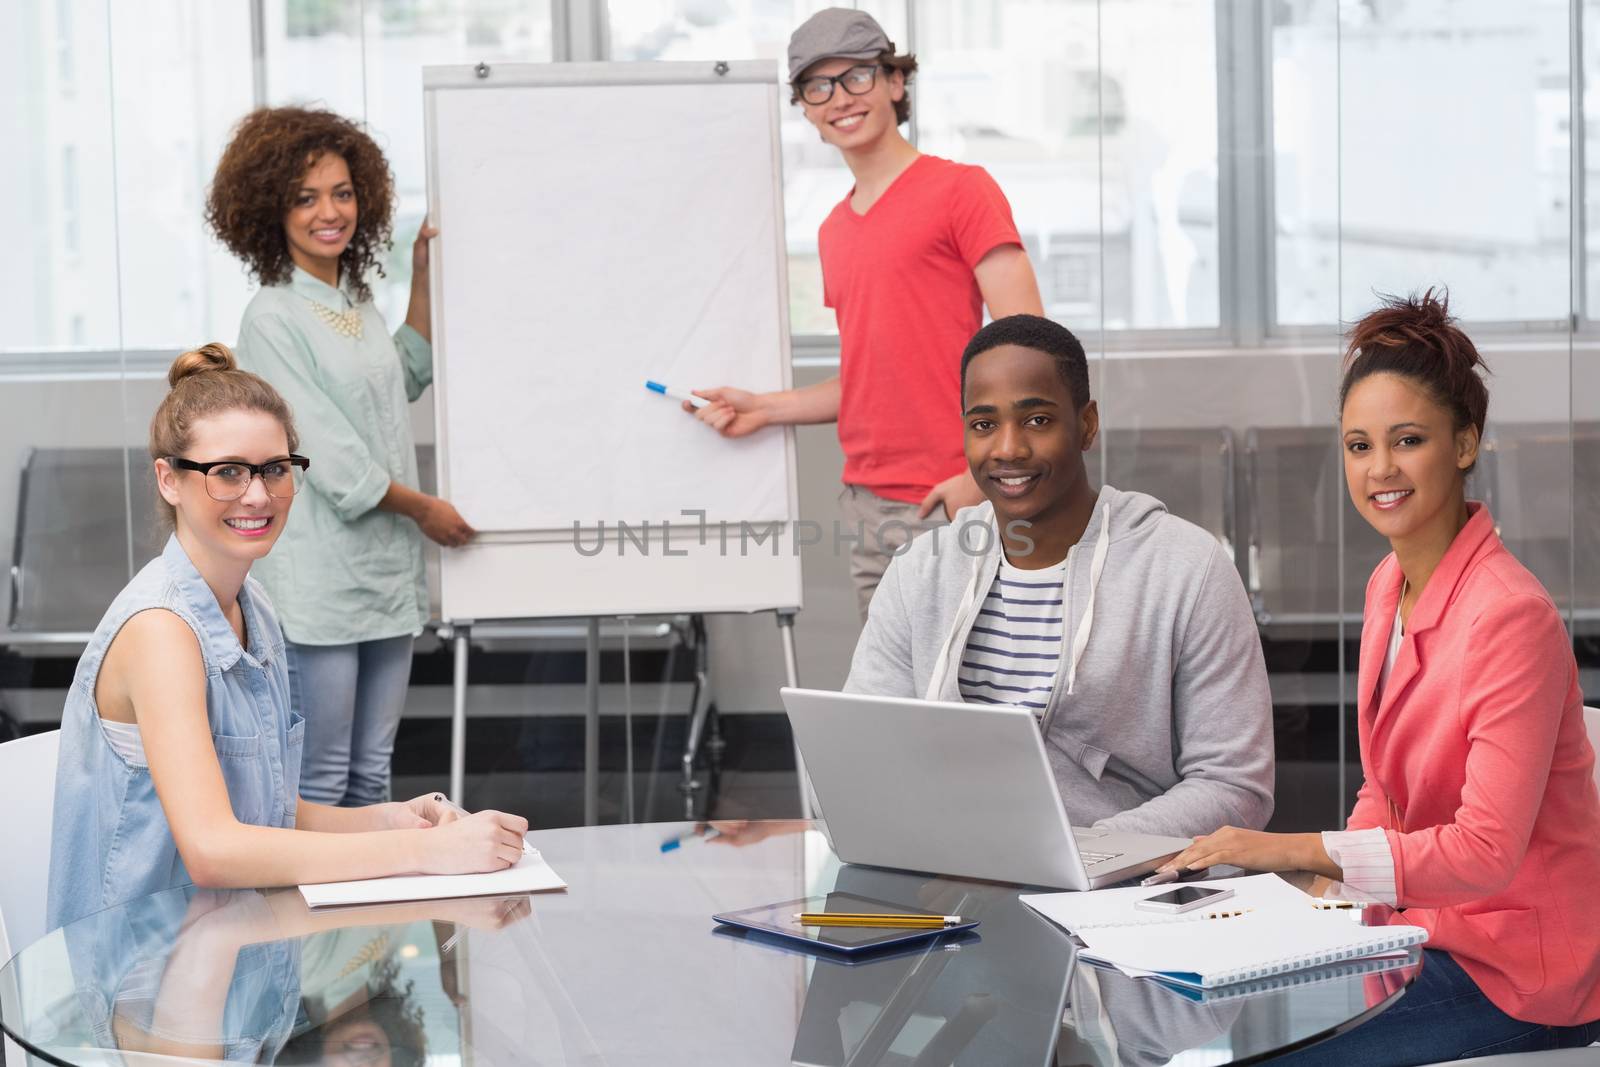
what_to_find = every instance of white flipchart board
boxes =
[424,62,803,622]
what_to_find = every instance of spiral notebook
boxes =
[1145,949,1420,1003]
[1021,874,1428,990]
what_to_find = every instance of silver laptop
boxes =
[781,687,1191,890]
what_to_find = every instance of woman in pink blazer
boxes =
[1158,291,1600,1063]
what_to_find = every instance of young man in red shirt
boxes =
[687,7,1043,621]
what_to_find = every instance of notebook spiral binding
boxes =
[1157,952,1416,1003]
[1211,929,1426,986]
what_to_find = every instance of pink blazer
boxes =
[1351,502,1600,1025]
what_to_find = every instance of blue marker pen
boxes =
[646,380,710,409]
[660,827,722,852]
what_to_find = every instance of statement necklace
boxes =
[305,298,364,340]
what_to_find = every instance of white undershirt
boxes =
[100,718,147,767]
[1375,586,1405,703]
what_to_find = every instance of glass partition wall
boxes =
[0,0,1590,831]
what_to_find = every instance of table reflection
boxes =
[784,864,1072,1066]
[0,823,1422,1067]
[30,886,533,1066]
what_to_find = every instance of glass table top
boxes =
[0,821,1418,1066]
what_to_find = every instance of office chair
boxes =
[0,729,60,1067]
[1588,707,1600,794]
[1433,1050,1600,1065]
[0,730,60,964]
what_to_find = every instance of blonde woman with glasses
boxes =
[46,345,526,932]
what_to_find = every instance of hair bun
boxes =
[1341,286,1490,441]
[1413,288,1453,328]
[1350,287,1457,355]
[1394,287,1455,338]
[168,342,238,388]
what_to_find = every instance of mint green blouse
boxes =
[234,267,430,646]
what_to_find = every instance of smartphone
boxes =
[1134,885,1235,914]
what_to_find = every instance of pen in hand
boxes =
[660,827,723,852]
[432,792,471,823]
[432,793,535,856]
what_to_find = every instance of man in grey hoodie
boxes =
[844,315,1274,839]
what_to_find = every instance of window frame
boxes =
[6,0,1588,372]
[1248,0,1582,345]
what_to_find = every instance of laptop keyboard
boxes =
[1079,849,1125,867]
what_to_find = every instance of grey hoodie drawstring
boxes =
[1064,503,1111,697]
[922,526,991,701]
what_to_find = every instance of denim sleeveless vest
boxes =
[46,535,304,932]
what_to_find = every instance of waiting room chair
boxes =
[0,730,60,1067]
[1473,422,1600,626]
[1588,706,1600,794]
[1440,1051,1600,1065]
[1095,427,1237,563]
[1243,426,1391,630]
[7,448,161,636]
[1244,426,1495,632]
[1577,424,1600,636]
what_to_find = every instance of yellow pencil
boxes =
[794,912,961,928]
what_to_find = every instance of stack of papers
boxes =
[300,846,567,908]
[1022,874,1427,990]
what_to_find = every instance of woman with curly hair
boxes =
[206,106,474,808]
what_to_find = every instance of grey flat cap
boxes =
[788,8,892,83]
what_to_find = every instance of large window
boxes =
[0,2,259,351]
[610,0,1220,336]
[1583,0,1600,319]
[606,0,895,335]
[3,0,120,352]
[266,0,555,329]
[0,1,555,358]
[919,0,1220,332]
[12,0,1599,355]
[1272,0,1572,327]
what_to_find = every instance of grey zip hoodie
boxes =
[844,485,1274,838]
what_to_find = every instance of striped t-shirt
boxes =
[957,558,1068,719]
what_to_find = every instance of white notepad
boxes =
[299,844,567,908]
[1023,872,1311,930]
[1022,874,1428,989]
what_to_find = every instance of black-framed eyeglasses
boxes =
[795,64,883,106]
[169,455,311,501]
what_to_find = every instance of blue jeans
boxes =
[286,636,414,807]
[1272,949,1600,1065]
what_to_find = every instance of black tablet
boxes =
[712,892,980,955]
